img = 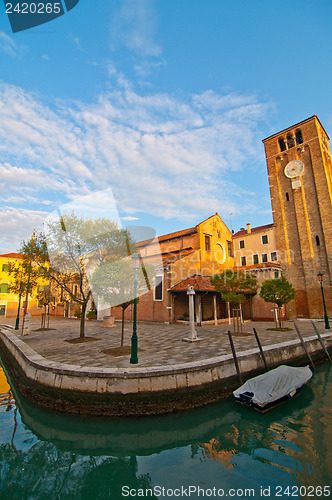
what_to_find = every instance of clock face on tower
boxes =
[284,160,304,178]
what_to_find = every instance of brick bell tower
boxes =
[263,115,332,319]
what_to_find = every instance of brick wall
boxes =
[263,116,332,319]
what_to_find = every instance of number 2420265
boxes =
[5,3,62,14]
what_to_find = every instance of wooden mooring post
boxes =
[253,328,269,372]
[227,330,242,385]
[311,320,332,363]
[294,323,315,371]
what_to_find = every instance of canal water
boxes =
[0,356,331,499]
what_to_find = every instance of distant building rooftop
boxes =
[0,253,23,259]
[233,262,281,272]
[233,223,274,238]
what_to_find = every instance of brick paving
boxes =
[0,316,330,369]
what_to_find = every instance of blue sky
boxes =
[1,0,332,253]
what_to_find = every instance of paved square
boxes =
[1,316,329,369]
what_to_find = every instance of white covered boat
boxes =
[233,365,313,412]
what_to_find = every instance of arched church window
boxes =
[295,129,303,145]
[279,138,287,152]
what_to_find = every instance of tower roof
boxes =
[262,115,329,142]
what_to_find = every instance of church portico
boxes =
[169,275,228,325]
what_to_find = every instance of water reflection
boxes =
[0,356,331,499]
[0,363,14,411]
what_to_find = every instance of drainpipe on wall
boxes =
[167,264,172,323]
[213,294,218,325]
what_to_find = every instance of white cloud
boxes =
[111,0,162,58]
[0,207,49,253]
[121,216,139,221]
[134,58,167,77]
[0,31,17,58]
[0,81,270,251]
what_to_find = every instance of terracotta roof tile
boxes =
[137,227,197,247]
[233,223,274,238]
[170,274,215,292]
[0,252,24,259]
[233,263,281,271]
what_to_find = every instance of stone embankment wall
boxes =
[1,327,331,416]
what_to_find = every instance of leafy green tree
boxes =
[259,276,295,329]
[20,213,133,339]
[211,269,258,331]
[8,259,40,330]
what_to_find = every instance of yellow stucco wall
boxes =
[0,254,49,318]
[197,214,234,274]
[169,214,234,286]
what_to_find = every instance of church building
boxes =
[112,213,234,324]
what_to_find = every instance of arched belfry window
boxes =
[287,133,295,149]
[295,129,303,145]
[279,137,287,152]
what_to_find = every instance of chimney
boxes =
[247,223,251,234]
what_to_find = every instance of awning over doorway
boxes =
[169,274,227,323]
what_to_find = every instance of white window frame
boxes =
[271,251,277,262]
[261,253,268,263]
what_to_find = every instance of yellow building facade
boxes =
[0,253,49,319]
[232,223,283,321]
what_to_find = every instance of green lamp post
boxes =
[15,293,22,330]
[130,253,140,364]
[318,273,330,330]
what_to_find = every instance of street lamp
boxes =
[130,253,140,364]
[318,273,330,329]
[15,293,22,330]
